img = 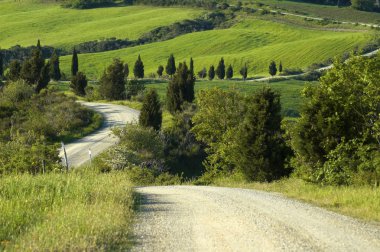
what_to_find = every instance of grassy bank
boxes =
[0,170,134,251]
[212,177,380,222]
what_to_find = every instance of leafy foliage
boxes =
[291,54,380,185]
[226,64,233,79]
[269,61,277,77]
[216,57,225,80]
[165,54,176,77]
[70,72,88,96]
[133,55,144,79]
[71,48,78,76]
[166,62,195,114]
[139,89,162,130]
[99,58,126,100]
[208,65,215,80]
[49,50,61,81]
[240,63,248,80]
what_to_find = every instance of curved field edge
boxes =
[59,18,371,79]
[0,171,135,251]
[0,0,202,49]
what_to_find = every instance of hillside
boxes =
[0,1,202,49]
[59,18,371,78]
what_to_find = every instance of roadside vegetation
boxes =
[0,170,134,251]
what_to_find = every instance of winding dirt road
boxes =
[59,102,139,168]
[132,186,380,252]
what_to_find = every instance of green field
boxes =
[0,1,201,49]
[59,18,371,79]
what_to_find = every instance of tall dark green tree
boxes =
[279,61,283,74]
[20,40,44,85]
[70,72,88,96]
[124,63,129,79]
[157,65,164,77]
[166,54,176,77]
[71,48,78,76]
[133,54,144,79]
[240,63,248,80]
[7,60,21,81]
[226,64,233,79]
[99,58,126,100]
[269,61,277,77]
[232,88,288,181]
[198,67,207,79]
[189,57,194,78]
[36,62,51,93]
[216,57,225,80]
[49,50,61,81]
[167,62,194,114]
[208,65,215,80]
[139,89,162,131]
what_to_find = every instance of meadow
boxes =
[59,18,371,79]
[0,169,134,251]
[0,0,201,49]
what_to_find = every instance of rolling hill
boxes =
[59,18,371,78]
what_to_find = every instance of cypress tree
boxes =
[0,51,3,77]
[20,40,44,85]
[99,58,126,100]
[70,72,88,96]
[36,62,51,93]
[133,54,144,79]
[124,63,129,79]
[167,62,194,114]
[198,67,207,79]
[226,64,233,79]
[269,61,277,77]
[7,60,21,81]
[189,57,194,78]
[49,50,61,81]
[37,39,41,50]
[157,65,164,77]
[165,54,176,77]
[240,63,248,80]
[139,89,162,131]
[216,57,225,79]
[233,88,288,181]
[71,48,78,76]
[279,61,283,73]
[208,65,215,80]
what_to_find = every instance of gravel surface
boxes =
[59,102,139,168]
[132,186,380,252]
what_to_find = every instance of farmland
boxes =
[59,18,371,79]
[0,0,201,49]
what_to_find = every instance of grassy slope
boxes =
[0,1,201,49]
[0,170,134,250]
[212,177,380,222]
[60,18,370,79]
[256,0,380,24]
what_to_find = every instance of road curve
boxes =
[132,186,380,252]
[59,102,139,168]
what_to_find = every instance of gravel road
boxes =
[59,102,139,168]
[132,186,380,252]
